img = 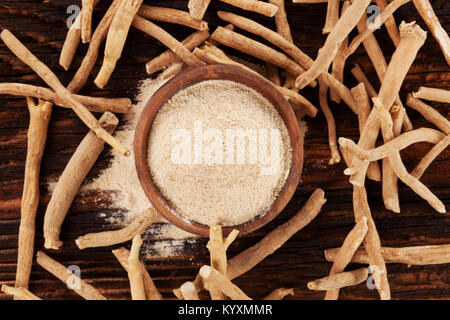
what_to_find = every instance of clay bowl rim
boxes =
[134,64,303,237]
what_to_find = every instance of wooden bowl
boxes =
[134,64,303,237]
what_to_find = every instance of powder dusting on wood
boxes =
[48,76,199,257]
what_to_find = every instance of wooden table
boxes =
[0,0,448,300]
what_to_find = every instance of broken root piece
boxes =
[16,98,52,290]
[413,87,450,104]
[318,80,341,164]
[128,235,146,300]
[411,135,450,179]
[45,112,119,250]
[95,0,144,89]
[36,251,106,300]
[324,216,368,300]
[81,0,95,43]
[200,265,252,300]
[219,0,278,17]
[325,244,450,266]
[308,268,369,291]
[180,282,200,300]
[188,0,211,20]
[0,83,130,114]
[295,0,372,89]
[263,287,294,300]
[113,247,162,300]
[146,30,210,75]
[0,29,130,156]
[1,285,41,300]
[76,207,163,250]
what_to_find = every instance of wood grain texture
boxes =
[0,0,449,300]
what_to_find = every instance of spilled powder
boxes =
[48,76,199,257]
[148,80,292,226]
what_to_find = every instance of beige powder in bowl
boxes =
[147,80,292,226]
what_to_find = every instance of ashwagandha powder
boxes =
[147,80,292,227]
[47,76,199,257]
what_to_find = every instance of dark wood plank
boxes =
[0,0,448,300]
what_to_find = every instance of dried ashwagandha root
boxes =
[132,16,203,68]
[200,265,252,300]
[159,59,186,80]
[68,0,123,93]
[350,82,382,182]
[113,247,162,300]
[411,135,450,179]
[372,36,447,213]
[269,0,296,89]
[188,0,211,20]
[146,30,210,75]
[339,128,446,162]
[351,64,378,98]
[60,16,81,71]
[348,22,426,189]
[206,225,239,300]
[214,12,315,86]
[308,268,369,291]
[413,87,450,104]
[318,79,341,164]
[353,13,413,133]
[263,287,294,300]
[139,4,208,30]
[76,207,164,250]
[95,0,144,89]
[219,0,279,17]
[175,223,238,300]
[15,98,52,291]
[1,285,41,300]
[330,1,351,103]
[173,189,326,299]
[323,0,340,34]
[325,244,450,266]
[127,235,146,300]
[227,189,326,280]
[324,216,368,300]
[0,83,131,114]
[0,29,130,156]
[277,85,318,117]
[36,251,106,300]
[345,0,411,59]
[406,95,450,134]
[270,0,293,43]
[216,10,357,112]
[43,112,119,250]
[59,0,99,70]
[352,186,390,300]
[81,0,95,43]
[295,0,372,89]
[412,0,450,65]
[211,27,311,86]
[180,282,200,300]
[374,0,401,46]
